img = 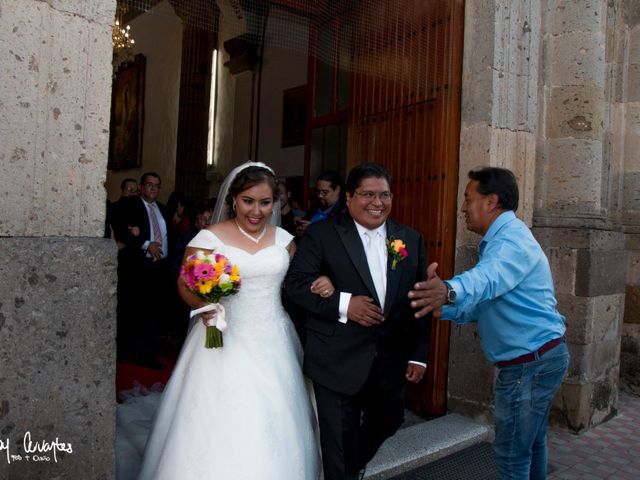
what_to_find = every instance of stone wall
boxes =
[0,238,117,479]
[450,0,541,421]
[0,0,114,238]
[532,0,626,431]
[0,0,117,478]
[537,228,626,430]
[452,0,629,432]
[617,0,640,396]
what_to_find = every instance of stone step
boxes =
[365,413,492,479]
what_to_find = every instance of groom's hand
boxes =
[347,296,384,327]
[405,363,426,383]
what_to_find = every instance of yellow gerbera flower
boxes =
[198,279,214,294]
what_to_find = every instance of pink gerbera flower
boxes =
[194,262,214,280]
[186,271,198,289]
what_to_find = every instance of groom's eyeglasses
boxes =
[353,190,393,202]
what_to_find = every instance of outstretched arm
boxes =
[409,262,447,319]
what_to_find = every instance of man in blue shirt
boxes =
[409,167,568,480]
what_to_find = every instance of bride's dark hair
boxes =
[225,165,278,217]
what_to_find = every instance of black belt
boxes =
[495,337,565,368]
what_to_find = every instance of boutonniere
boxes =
[386,238,408,270]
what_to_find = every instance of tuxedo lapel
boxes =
[383,220,403,316]
[335,215,380,304]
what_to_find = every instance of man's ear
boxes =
[487,193,500,211]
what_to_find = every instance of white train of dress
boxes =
[118,228,320,480]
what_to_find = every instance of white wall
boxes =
[106,0,182,203]
[213,5,309,188]
[106,3,309,201]
[255,7,309,178]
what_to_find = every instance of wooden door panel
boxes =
[307,0,464,415]
[348,0,464,415]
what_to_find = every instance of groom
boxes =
[285,163,431,480]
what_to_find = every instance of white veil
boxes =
[211,161,281,226]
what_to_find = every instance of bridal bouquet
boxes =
[180,250,241,348]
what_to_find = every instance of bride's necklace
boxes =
[235,219,266,244]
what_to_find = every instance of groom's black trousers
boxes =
[313,355,406,480]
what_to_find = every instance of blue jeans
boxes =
[493,341,569,480]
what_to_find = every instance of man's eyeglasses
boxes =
[143,182,160,189]
[317,189,334,197]
[353,190,393,201]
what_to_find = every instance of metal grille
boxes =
[389,442,498,480]
[117,0,458,75]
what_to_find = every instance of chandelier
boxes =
[112,5,135,52]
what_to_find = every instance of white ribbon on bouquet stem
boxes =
[190,303,227,332]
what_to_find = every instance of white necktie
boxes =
[364,231,386,309]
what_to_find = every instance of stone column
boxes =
[0,1,116,478]
[615,2,640,394]
[534,0,626,431]
[449,0,542,422]
[454,0,626,432]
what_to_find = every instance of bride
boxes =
[128,162,328,479]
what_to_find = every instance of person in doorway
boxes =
[106,178,139,242]
[297,170,346,236]
[114,172,172,370]
[286,163,431,480]
[408,167,569,480]
[278,179,298,236]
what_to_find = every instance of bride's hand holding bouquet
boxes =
[180,250,241,348]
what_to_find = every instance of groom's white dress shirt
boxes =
[338,221,387,324]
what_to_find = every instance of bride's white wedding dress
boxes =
[117,227,320,480]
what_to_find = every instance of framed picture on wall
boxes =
[281,85,307,148]
[108,54,146,170]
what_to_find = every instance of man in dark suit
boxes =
[285,163,431,480]
[114,172,171,370]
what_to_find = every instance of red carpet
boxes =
[116,353,178,402]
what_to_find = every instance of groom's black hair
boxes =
[345,163,392,195]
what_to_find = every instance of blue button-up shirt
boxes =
[442,211,566,363]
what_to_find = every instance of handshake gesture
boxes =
[408,262,449,319]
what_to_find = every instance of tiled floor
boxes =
[548,390,640,480]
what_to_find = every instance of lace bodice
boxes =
[187,227,295,340]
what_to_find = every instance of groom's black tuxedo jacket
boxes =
[285,212,431,395]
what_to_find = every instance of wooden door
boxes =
[307,0,465,415]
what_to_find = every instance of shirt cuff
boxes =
[338,292,352,324]
[441,277,464,319]
[408,360,427,368]
[142,240,150,251]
